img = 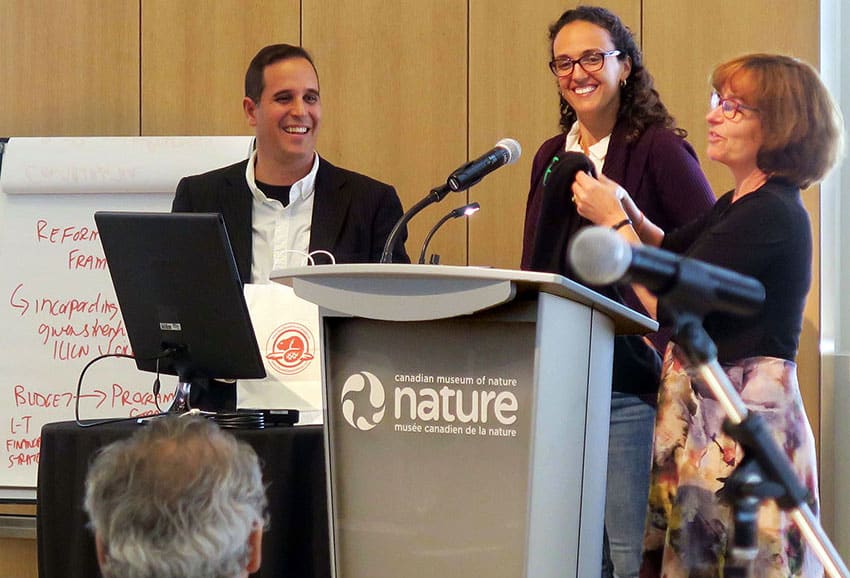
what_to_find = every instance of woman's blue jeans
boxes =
[601,391,656,578]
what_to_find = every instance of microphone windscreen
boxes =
[496,138,522,165]
[546,151,596,191]
[525,151,594,275]
[568,226,632,285]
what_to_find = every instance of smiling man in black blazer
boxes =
[173,43,409,286]
[173,44,408,409]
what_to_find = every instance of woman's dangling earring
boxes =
[620,78,627,88]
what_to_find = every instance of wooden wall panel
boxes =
[303,0,468,265]
[0,503,36,578]
[467,0,640,268]
[0,0,139,136]
[0,538,37,578]
[643,0,822,452]
[141,0,300,135]
[643,0,819,193]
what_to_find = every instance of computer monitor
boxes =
[94,211,265,412]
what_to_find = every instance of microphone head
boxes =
[495,138,522,165]
[568,226,632,286]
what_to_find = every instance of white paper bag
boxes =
[239,283,323,424]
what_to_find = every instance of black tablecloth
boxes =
[37,420,330,578]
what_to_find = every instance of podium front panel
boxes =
[324,315,538,577]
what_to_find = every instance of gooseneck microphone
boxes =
[447,138,522,191]
[418,202,480,264]
[568,226,765,317]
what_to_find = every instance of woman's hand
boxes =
[572,171,629,226]
[572,171,660,318]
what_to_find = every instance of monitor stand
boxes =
[167,380,193,413]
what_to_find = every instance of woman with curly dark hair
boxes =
[520,6,715,577]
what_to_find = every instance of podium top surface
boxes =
[272,264,657,334]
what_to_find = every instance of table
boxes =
[37,420,330,578]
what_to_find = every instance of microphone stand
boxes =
[664,307,849,578]
[381,184,452,264]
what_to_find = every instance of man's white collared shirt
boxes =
[246,151,319,283]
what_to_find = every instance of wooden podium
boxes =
[274,264,655,578]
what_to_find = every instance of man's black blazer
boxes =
[172,156,409,282]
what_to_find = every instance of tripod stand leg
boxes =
[724,494,759,577]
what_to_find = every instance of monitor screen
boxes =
[94,211,265,384]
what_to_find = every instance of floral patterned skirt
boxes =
[641,348,821,578]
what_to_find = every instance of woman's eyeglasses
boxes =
[710,91,759,119]
[549,50,621,77]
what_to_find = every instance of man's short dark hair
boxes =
[245,43,318,102]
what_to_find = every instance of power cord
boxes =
[74,349,174,428]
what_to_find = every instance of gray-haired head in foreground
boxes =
[83,415,268,578]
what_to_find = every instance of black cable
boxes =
[74,350,174,428]
[153,356,163,414]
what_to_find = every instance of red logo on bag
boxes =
[265,323,315,375]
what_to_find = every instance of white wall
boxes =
[819,0,850,559]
